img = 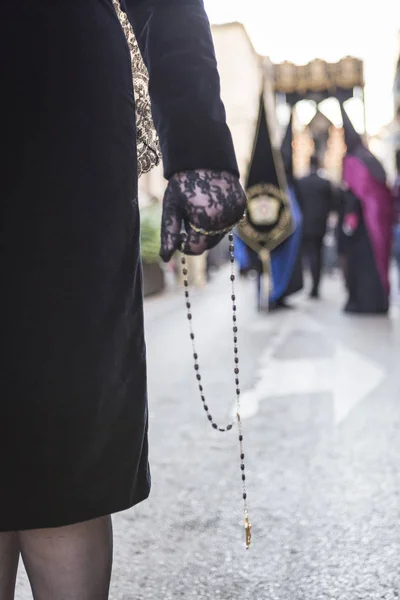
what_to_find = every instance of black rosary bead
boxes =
[181,243,250,541]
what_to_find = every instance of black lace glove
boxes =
[159,170,247,262]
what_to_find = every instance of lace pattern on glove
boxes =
[160,170,247,261]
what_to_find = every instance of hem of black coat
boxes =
[0,488,151,532]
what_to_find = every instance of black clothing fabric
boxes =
[282,246,304,299]
[123,0,238,180]
[296,171,335,238]
[0,0,238,531]
[341,192,388,314]
[302,236,324,296]
[336,188,348,256]
[246,96,284,191]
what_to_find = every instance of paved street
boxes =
[16,268,400,599]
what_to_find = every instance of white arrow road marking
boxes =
[331,344,385,423]
[237,327,386,425]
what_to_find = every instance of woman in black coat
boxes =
[0,1,246,597]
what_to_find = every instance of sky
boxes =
[204,0,400,134]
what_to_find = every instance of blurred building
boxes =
[212,22,264,183]
[324,126,346,183]
[288,114,346,183]
[369,31,400,181]
[272,57,365,183]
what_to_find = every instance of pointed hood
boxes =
[340,101,387,184]
[280,111,294,179]
[238,92,293,254]
[237,92,303,308]
[246,95,286,192]
[340,102,362,153]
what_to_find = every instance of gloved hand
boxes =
[159,169,247,263]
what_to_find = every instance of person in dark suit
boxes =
[0,1,246,597]
[297,155,336,298]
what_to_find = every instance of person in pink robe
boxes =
[340,103,393,314]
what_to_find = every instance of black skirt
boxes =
[0,0,150,530]
[344,219,389,315]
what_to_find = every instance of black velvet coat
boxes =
[0,0,238,531]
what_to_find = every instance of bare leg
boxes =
[19,516,113,600]
[0,532,20,600]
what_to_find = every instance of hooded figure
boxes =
[339,102,393,314]
[235,97,303,310]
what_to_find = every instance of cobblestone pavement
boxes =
[16,269,400,599]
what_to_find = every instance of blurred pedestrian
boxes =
[323,212,339,275]
[297,154,337,298]
[0,1,246,598]
[339,103,393,314]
